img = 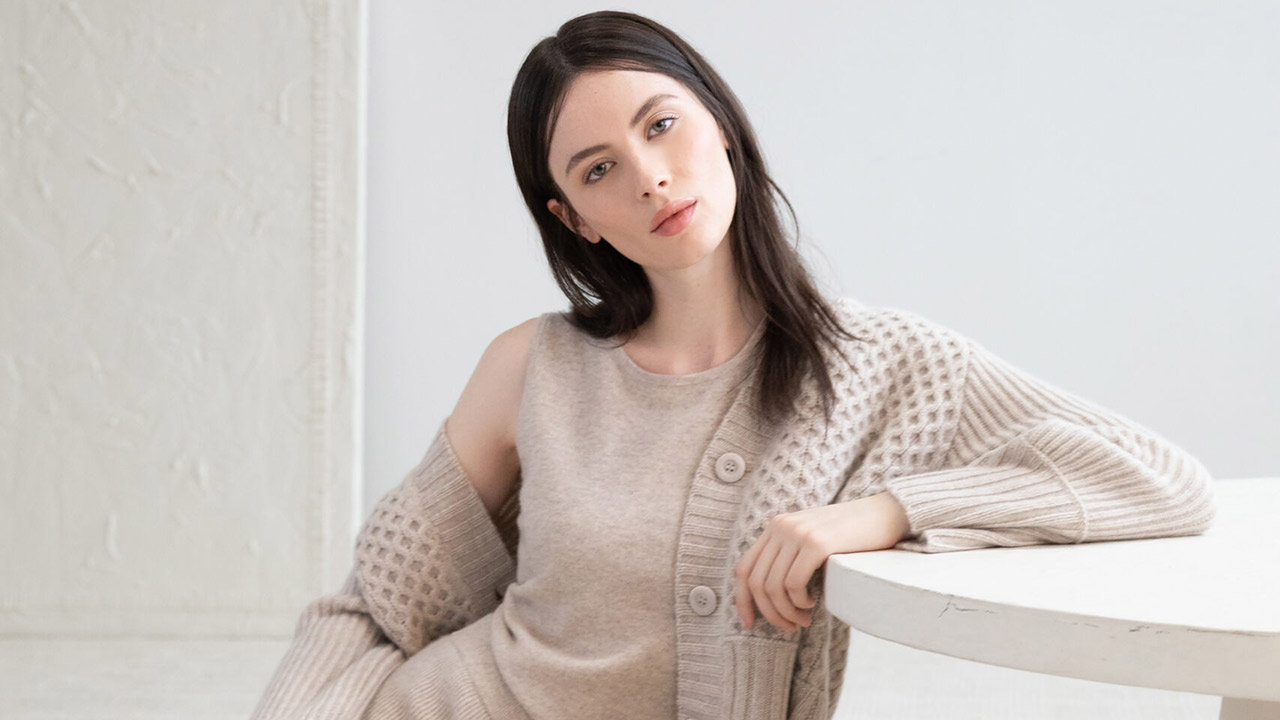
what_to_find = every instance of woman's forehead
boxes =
[550,70,691,146]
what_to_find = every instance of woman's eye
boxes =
[582,116,677,185]
[651,116,675,134]
[584,161,612,184]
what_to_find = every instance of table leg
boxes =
[1220,698,1280,719]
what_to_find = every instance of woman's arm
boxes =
[446,316,538,521]
[880,333,1218,553]
[249,318,536,717]
[354,318,536,653]
[250,420,519,719]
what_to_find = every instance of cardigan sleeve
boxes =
[880,335,1218,553]
[249,570,406,720]
[249,420,521,718]
[351,419,519,655]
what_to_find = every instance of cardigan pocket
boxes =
[724,634,800,720]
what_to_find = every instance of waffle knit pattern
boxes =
[250,297,1217,720]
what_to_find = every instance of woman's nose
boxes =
[633,155,671,198]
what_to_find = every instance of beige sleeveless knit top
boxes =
[476,310,767,718]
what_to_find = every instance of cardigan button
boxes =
[714,452,746,483]
[689,585,717,616]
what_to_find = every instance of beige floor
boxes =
[0,629,1222,719]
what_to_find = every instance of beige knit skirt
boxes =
[363,612,530,720]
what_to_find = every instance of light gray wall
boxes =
[365,0,1278,515]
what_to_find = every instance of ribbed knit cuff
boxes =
[249,570,407,720]
[881,424,1087,544]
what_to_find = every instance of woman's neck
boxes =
[627,249,765,375]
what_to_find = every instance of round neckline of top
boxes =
[610,316,768,386]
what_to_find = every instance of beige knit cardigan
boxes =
[251,297,1217,720]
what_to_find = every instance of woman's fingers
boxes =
[746,540,791,631]
[736,516,826,633]
[765,541,810,628]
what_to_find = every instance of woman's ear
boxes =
[546,198,601,243]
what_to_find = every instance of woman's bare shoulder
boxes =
[445,315,542,518]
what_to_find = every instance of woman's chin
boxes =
[663,233,732,270]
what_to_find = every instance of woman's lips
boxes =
[651,200,697,236]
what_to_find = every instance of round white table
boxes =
[825,477,1280,719]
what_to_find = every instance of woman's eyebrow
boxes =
[564,93,680,177]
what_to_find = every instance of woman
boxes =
[252,10,1216,720]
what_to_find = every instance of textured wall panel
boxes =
[0,0,365,636]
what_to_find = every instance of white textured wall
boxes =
[366,0,1278,516]
[1,0,365,636]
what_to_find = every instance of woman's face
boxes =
[545,70,736,272]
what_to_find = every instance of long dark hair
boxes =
[506,10,866,430]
